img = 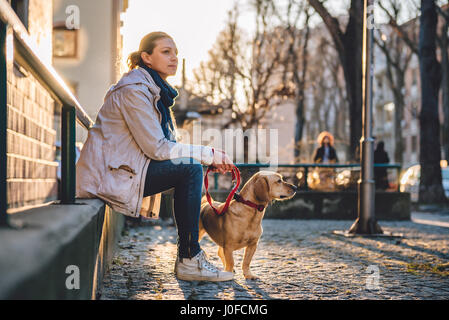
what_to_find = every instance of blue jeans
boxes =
[143,157,203,259]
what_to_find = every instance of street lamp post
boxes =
[332,0,403,238]
[348,0,383,234]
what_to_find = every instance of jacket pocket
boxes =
[97,162,137,205]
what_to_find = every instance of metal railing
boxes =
[1,0,94,226]
[208,163,402,192]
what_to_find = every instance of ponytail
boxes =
[127,51,142,70]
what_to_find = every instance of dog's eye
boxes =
[277,179,281,183]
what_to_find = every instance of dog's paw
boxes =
[244,273,259,280]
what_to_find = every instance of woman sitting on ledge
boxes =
[75,32,234,282]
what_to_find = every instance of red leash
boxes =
[203,149,266,215]
[204,163,241,216]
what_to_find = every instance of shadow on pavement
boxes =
[175,277,278,300]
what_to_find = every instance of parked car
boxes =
[399,162,449,202]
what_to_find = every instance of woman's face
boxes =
[323,136,330,145]
[141,37,178,80]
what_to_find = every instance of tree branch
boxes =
[307,0,345,54]
[378,0,419,55]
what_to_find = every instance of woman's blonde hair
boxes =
[127,31,174,71]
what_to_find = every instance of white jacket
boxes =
[76,67,214,218]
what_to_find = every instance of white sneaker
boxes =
[175,250,234,282]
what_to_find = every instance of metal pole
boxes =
[0,21,8,226]
[304,167,309,191]
[61,104,76,204]
[348,0,383,234]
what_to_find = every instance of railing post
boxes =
[304,166,309,191]
[0,21,8,226]
[61,104,76,204]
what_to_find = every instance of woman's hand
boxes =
[210,149,234,174]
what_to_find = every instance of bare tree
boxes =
[307,33,348,146]
[379,0,449,163]
[268,0,313,161]
[191,2,290,162]
[190,8,243,115]
[307,0,364,161]
[378,0,420,54]
[436,4,449,162]
[380,0,447,202]
[374,0,416,164]
[418,0,446,203]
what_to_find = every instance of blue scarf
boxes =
[138,62,178,142]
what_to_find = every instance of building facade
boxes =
[52,0,128,143]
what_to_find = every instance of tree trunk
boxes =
[342,45,363,162]
[307,0,363,162]
[441,19,449,161]
[294,100,306,160]
[341,2,364,161]
[294,11,311,162]
[393,79,405,164]
[418,0,447,203]
[393,98,404,164]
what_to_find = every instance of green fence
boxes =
[208,163,402,191]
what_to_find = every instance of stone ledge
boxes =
[0,199,124,299]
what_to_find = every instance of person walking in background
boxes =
[313,131,338,164]
[374,141,390,190]
[311,132,338,190]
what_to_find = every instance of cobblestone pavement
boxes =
[100,214,449,300]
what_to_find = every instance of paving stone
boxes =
[100,216,449,300]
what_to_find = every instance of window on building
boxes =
[53,22,78,58]
[10,0,29,29]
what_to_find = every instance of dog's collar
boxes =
[233,193,265,212]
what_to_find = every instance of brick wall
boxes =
[6,0,58,212]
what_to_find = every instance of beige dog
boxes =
[199,171,297,279]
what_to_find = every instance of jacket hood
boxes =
[104,67,161,101]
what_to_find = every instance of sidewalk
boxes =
[100,213,449,300]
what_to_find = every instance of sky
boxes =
[120,0,423,88]
[121,0,256,87]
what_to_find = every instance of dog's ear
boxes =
[254,175,270,203]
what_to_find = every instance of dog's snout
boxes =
[291,184,298,192]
